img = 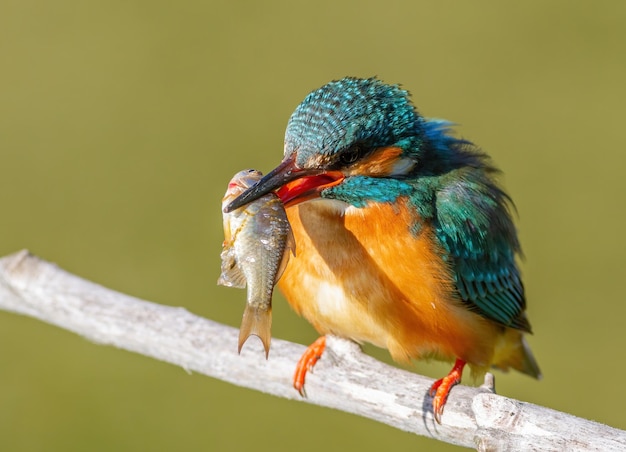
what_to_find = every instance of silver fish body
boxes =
[218,169,294,357]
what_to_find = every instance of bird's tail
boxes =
[492,328,542,379]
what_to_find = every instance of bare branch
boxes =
[0,250,624,450]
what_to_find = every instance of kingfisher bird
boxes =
[225,77,541,422]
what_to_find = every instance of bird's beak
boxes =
[224,153,344,212]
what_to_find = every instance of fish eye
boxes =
[339,145,363,165]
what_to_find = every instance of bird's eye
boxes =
[339,145,363,165]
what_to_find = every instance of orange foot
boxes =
[429,358,466,424]
[293,336,326,397]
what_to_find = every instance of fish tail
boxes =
[238,304,272,358]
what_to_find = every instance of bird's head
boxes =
[225,77,450,213]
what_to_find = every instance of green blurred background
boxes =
[1,1,624,450]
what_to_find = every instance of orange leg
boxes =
[293,336,326,397]
[429,358,466,423]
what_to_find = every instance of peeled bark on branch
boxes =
[0,250,624,450]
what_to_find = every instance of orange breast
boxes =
[278,198,502,370]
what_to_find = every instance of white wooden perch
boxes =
[0,250,624,451]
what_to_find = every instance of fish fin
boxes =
[217,247,247,288]
[238,304,272,358]
[275,228,296,283]
[286,226,296,257]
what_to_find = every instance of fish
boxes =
[218,169,294,358]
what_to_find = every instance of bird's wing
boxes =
[433,172,531,332]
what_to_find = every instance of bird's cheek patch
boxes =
[345,146,414,177]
